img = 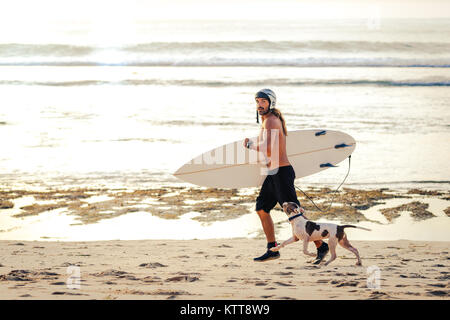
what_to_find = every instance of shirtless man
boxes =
[244,89,329,263]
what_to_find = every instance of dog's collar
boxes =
[288,213,304,221]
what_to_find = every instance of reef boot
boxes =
[254,242,280,262]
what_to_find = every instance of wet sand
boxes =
[0,239,448,300]
[1,187,448,226]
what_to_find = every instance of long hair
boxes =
[270,108,288,136]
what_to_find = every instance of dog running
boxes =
[270,202,371,266]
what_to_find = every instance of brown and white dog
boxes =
[270,202,371,266]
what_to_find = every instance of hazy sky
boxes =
[0,0,448,44]
[0,0,449,23]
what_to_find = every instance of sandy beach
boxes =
[0,186,449,300]
[0,238,448,300]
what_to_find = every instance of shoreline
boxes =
[0,186,449,242]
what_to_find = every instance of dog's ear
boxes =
[293,204,305,214]
[285,203,296,214]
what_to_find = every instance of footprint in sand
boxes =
[0,270,33,282]
[142,276,162,283]
[400,273,427,279]
[0,269,59,282]
[217,244,232,248]
[60,262,83,267]
[273,271,294,276]
[274,281,295,287]
[38,271,60,280]
[428,283,446,288]
[92,269,138,281]
[52,291,88,296]
[316,279,330,284]
[278,296,296,300]
[432,264,446,268]
[368,291,391,300]
[405,292,421,296]
[436,272,450,281]
[330,280,360,288]
[255,281,267,286]
[165,275,199,282]
[92,269,128,277]
[151,289,192,297]
[222,262,240,268]
[139,262,167,268]
[427,290,449,297]
[300,266,320,270]
[384,267,399,271]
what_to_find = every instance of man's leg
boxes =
[254,209,280,262]
[256,209,275,243]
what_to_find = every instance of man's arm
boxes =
[249,117,280,157]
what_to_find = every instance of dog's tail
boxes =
[341,225,372,232]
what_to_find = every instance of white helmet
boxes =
[255,88,277,123]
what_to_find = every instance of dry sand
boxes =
[0,238,448,300]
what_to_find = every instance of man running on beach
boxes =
[244,88,329,263]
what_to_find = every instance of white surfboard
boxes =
[173,129,356,188]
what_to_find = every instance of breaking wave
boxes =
[2,78,449,87]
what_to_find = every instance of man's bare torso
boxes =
[259,113,290,170]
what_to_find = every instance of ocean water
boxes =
[1,18,449,191]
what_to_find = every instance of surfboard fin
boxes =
[320,163,338,168]
[335,143,352,149]
[315,130,327,136]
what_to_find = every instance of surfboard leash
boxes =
[294,155,352,213]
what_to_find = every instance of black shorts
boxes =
[255,165,300,214]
